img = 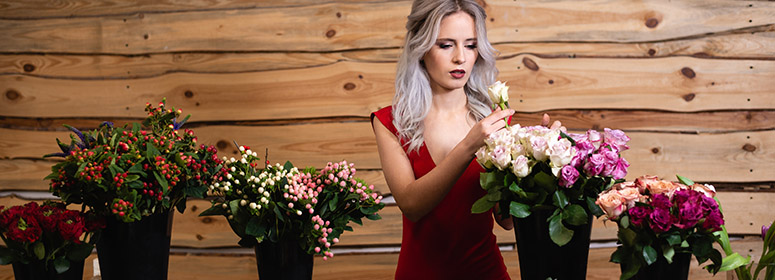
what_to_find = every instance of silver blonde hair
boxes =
[393,0,498,153]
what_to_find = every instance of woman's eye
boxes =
[466,44,477,49]
[439,44,453,49]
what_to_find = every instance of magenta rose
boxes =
[649,208,674,233]
[584,153,605,176]
[574,140,596,158]
[603,128,630,152]
[628,206,652,228]
[701,210,724,232]
[700,195,719,214]
[558,165,580,187]
[676,202,703,229]
[651,194,672,209]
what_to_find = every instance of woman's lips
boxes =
[450,69,466,79]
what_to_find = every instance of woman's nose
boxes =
[452,47,466,65]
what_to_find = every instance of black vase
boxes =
[11,259,84,280]
[96,210,173,280]
[513,209,593,280]
[255,237,314,280]
[625,252,691,280]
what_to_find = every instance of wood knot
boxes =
[196,234,205,241]
[190,205,198,212]
[343,82,356,90]
[682,93,695,102]
[680,67,696,79]
[522,57,539,71]
[336,12,341,18]
[201,217,213,224]
[548,79,554,85]
[358,74,363,79]
[325,29,336,38]
[745,112,753,121]
[23,64,35,72]
[216,140,229,149]
[645,18,659,28]
[651,147,660,154]
[184,90,194,98]
[742,143,756,152]
[5,89,20,100]
[143,34,149,40]
[647,49,656,56]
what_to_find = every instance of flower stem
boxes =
[499,102,510,128]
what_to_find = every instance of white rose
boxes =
[475,146,494,169]
[490,145,512,170]
[548,138,575,167]
[530,136,549,161]
[511,155,531,177]
[488,81,510,104]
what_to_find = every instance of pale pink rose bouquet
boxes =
[598,175,726,279]
[472,81,631,246]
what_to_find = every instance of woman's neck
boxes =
[430,87,468,115]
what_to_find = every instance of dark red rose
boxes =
[58,210,86,243]
[36,205,64,232]
[0,205,25,230]
[649,208,674,233]
[6,215,42,243]
[701,210,724,232]
[675,202,703,229]
[627,206,653,228]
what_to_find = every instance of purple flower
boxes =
[611,158,629,180]
[675,202,703,229]
[603,128,630,152]
[575,140,596,157]
[651,194,672,209]
[628,206,652,228]
[700,195,719,214]
[599,147,619,177]
[673,189,702,206]
[763,225,771,240]
[701,210,724,232]
[584,153,605,176]
[558,165,580,188]
[649,208,674,233]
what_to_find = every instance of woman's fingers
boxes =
[541,113,550,127]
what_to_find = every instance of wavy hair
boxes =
[393,0,498,153]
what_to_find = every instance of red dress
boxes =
[372,106,510,280]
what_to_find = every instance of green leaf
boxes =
[245,216,267,237]
[0,247,16,265]
[643,245,658,265]
[620,215,630,229]
[692,236,713,257]
[329,194,339,212]
[66,243,94,261]
[509,201,531,218]
[480,172,500,191]
[552,191,569,208]
[676,174,694,186]
[548,214,573,246]
[534,171,556,191]
[562,204,588,226]
[509,182,527,198]
[146,143,161,158]
[32,242,45,260]
[153,171,169,191]
[486,191,501,202]
[199,204,228,216]
[365,214,381,221]
[360,205,381,215]
[618,227,637,247]
[54,256,70,274]
[272,204,285,222]
[471,197,496,214]
[662,246,675,264]
[665,234,682,246]
[283,161,294,171]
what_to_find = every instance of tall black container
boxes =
[255,237,314,280]
[96,210,173,280]
[11,259,84,280]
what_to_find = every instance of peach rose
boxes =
[634,175,659,193]
[596,190,626,219]
[691,183,716,198]
[618,187,642,209]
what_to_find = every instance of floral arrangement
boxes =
[597,175,725,279]
[200,145,384,259]
[44,99,223,222]
[0,201,104,273]
[715,213,774,279]
[472,81,630,246]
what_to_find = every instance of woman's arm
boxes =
[372,109,515,222]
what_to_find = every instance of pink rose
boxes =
[586,130,602,144]
[611,158,629,180]
[584,153,605,176]
[603,128,630,152]
[558,165,579,188]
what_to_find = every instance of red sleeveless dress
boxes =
[372,106,510,280]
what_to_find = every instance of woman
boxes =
[371,0,514,279]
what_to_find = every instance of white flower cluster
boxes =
[475,125,576,177]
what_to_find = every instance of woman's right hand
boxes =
[462,108,515,153]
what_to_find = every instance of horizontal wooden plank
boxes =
[1,1,774,53]
[2,57,773,120]
[3,27,774,79]
[2,123,774,182]
[1,238,764,280]
[1,191,770,249]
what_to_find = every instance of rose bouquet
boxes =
[0,201,104,274]
[597,175,725,279]
[44,99,223,222]
[200,145,384,259]
[471,82,630,246]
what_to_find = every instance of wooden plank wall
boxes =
[1,0,774,279]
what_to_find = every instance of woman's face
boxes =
[422,11,478,93]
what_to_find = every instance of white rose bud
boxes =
[487,81,509,104]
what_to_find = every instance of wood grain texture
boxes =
[0,192,769,249]
[3,27,774,79]
[1,124,773,182]
[2,1,774,53]
[1,239,764,280]
[2,57,773,120]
